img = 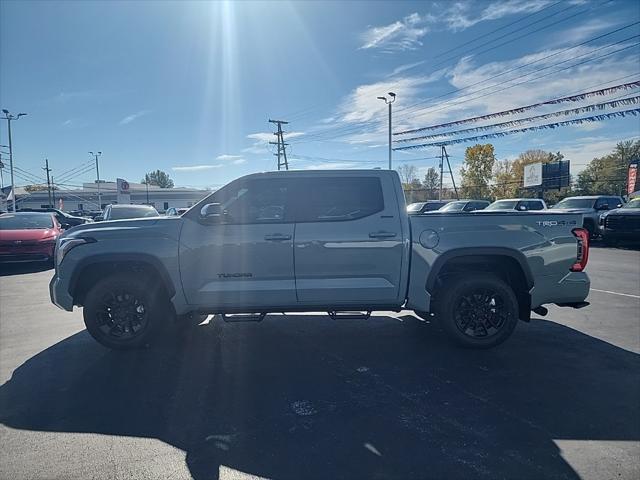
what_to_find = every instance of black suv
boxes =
[599,197,640,245]
[17,208,92,228]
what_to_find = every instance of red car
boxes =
[0,212,63,264]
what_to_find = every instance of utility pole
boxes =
[268,119,289,170]
[42,158,52,207]
[443,146,459,200]
[1,109,28,212]
[439,146,444,200]
[377,92,396,170]
[89,151,102,208]
[0,151,5,188]
[51,176,56,208]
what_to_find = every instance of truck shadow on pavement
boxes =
[1,315,638,479]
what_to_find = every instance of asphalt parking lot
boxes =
[0,246,638,480]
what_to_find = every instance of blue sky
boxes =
[1,0,639,190]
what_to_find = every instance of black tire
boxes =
[83,273,171,350]
[435,274,519,349]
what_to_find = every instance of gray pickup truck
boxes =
[50,170,590,350]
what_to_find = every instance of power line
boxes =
[394,21,640,119]
[432,1,566,60]
[273,1,586,127]
[393,40,640,125]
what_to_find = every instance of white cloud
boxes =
[244,131,305,155]
[360,13,431,52]
[389,61,426,77]
[119,110,150,125]
[62,119,73,126]
[444,0,553,31]
[172,164,223,172]
[216,154,242,161]
[359,1,554,53]
[215,154,246,164]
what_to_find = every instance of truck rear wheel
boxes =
[83,273,171,350]
[436,274,519,349]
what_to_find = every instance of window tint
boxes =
[215,178,289,224]
[440,201,466,212]
[0,213,54,230]
[470,201,488,210]
[296,177,384,222]
[524,200,544,210]
[423,202,444,211]
[109,206,159,219]
[595,198,609,209]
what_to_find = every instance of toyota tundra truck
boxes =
[49,170,590,350]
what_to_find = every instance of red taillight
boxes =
[570,228,589,272]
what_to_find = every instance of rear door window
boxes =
[295,177,384,222]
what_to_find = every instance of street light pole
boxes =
[2,109,27,212]
[377,92,396,170]
[89,151,102,209]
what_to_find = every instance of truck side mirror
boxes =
[200,203,225,224]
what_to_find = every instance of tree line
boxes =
[399,139,639,204]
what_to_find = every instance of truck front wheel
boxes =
[436,274,519,349]
[83,273,171,350]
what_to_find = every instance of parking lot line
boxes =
[591,288,640,299]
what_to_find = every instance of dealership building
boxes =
[1,180,212,213]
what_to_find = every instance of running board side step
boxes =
[327,310,372,320]
[221,313,267,323]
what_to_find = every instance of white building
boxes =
[1,181,212,213]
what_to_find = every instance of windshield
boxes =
[0,214,54,230]
[109,207,159,220]
[554,198,596,209]
[486,201,518,210]
[407,203,425,212]
[622,198,640,209]
[439,201,466,212]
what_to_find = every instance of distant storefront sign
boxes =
[523,163,542,188]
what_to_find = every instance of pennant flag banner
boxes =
[394,81,640,136]
[393,108,640,151]
[395,96,640,143]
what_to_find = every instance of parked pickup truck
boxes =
[50,170,590,350]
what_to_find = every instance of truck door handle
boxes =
[264,233,292,241]
[369,231,397,239]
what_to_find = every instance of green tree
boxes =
[142,170,174,188]
[422,167,440,199]
[460,144,496,199]
[575,140,640,195]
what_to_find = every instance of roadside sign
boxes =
[523,163,542,187]
[628,162,638,196]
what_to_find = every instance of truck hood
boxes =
[61,216,182,240]
[548,208,594,214]
[604,208,640,216]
